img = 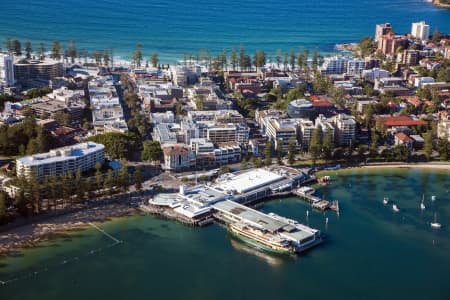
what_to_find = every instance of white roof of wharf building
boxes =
[215,169,284,194]
[16,142,104,167]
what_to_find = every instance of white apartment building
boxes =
[320,56,365,76]
[266,119,298,153]
[345,59,366,77]
[315,114,335,142]
[16,142,105,180]
[437,115,450,142]
[214,143,242,165]
[299,119,315,149]
[320,56,347,75]
[414,77,435,88]
[0,54,14,86]
[411,21,430,41]
[206,123,249,145]
[362,68,390,82]
[328,114,356,146]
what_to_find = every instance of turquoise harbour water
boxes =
[1,1,450,62]
[0,168,449,300]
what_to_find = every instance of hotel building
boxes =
[16,142,105,180]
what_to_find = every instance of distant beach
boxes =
[0,203,138,257]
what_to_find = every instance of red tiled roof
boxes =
[395,132,414,143]
[163,145,189,156]
[381,116,428,127]
[311,99,333,107]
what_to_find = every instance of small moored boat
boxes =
[420,194,426,210]
[392,204,400,212]
[430,213,441,229]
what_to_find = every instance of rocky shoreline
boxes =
[433,0,450,9]
[0,203,139,257]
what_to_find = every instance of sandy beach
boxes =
[357,162,450,170]
[0,203,139,257]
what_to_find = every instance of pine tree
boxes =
[134,166,143,192]
[322,128,334,160]
[118,162,129,192]
[25,41,32,59]
[38,43,46,60]
[103,50,110,66]
[240,158,248,170]
[95,162,103,192]
[5,37,12,53]
[276,139,283,164]
[230,48,237,71]
[264,140,272,166]
[0,192,6,223]
[309,127,322,165]
[275,49,281,68]
[68,40,77,63]
[424,130,433,161]
[287,136,297,165]
[75,169,84,202]
[289,48,296,71]
[105,169,115,196]
[133,44,143,68]
[437,136,448,161]
[150,53,158,68]
[51,40,61,60]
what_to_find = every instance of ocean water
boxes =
[1,0,449,62]
[0,168,449,300]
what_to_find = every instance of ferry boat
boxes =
[229,222,294,254]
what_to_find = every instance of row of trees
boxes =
[8,163,143,218]
[4,38,115,65]
[131,44,159,68]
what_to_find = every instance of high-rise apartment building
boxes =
[411,21,430,41]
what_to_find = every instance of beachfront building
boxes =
[298,119,315,149]
[315,114,335,142]
[265,118,298,153]
[377,33,408,56]
[320,56,347,75]
[328,114,356,146]
[437,115,450,142]
[411,21,430,41]
[16,142,105,180]
[0,54,14,87]
[375,23,393,42]
[14,59,64,86]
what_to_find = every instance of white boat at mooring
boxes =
[383,197,389,205]
[430,213,441,229]
[420,194,426,210]
[392,204,400,212]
